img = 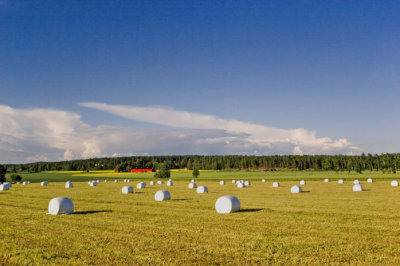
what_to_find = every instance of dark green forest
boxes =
[3,153,400,174]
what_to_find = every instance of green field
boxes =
[1,171,400,264]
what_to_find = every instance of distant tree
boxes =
[192,168,200,178]
[0,165,6,183]
[10,174,22,183]
[154,163,170,179]
[126,165,131,172]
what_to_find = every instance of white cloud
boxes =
[0,103,359,164]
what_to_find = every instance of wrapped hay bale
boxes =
[353,180,360,185]
[215,195,240,214]
[157,180,163,185]
[244,181,251,186]
[155,190,171,201]
[48,197,74,215]
[338,179,344,184]
[324,179,329,182]
[220,180,225,185]
[122,186,133,194]
[291,185,302,193]
[367,178,373,183]
[114,180,118,183]
[391,180,398,187]
[167,180,173,186]
[137,182,146,189]
[41,181,48,186]
[188,182,197,189]
[272,182,280,187]
[89,181,97,186]
[196,186,208,193]
[65,181,73,188]
[0,184,10,191]
[353,184,363,191]
[237,182,245,188]
[300,180,306,185]
[262,179,266,183]
[232,180,236,183]
[150,181,155,185]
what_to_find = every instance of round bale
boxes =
[137,182,146,189]
[48,197,74,215]
[353,180,360,185]
[291,185,302,193]
[367,178,373,183]
[244,181,251,186]
[353,184,363,191]
[262,179,266,182]
[272,182,280,187]
[220,180,225,185]
[338,179,344,184]
[155,190,171,201]
[150,181,155,185]
[215,195,240,214]
[300,180,306,185]
[237,182,245,188]
[391,180,398,187]
[122,186,133,194]
[114,180,118,183]
[65,181,73,188]
[232,180,236,183]
[196,186,208,193]
[157,180,163,185]
[41,181,48,186]
[0,184,10,191]
[324,179,329,182]
[167,180,173,186]
[188,182,197,189]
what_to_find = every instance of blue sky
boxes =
[1,1,399,163]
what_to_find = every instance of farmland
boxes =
[1,170,400,264]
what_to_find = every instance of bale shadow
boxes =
[73,210,113,215]
[172,199,189,201]
[302,191,311,193]
[363,189,371,191]
[134,192,144,194]
[239,208,264,213]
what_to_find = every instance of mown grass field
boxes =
[1,171,400,264]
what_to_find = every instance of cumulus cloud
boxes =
[0,103,359,164]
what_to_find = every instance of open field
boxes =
[6,169,400,183]
[2,175,400,264]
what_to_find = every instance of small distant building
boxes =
[131,168,155,173]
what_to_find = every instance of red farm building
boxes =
[130,168,155,173]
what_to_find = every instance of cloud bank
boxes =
[0,103,358,163]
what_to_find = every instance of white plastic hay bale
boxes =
[17,182,20,184]
[157,180,163,185]
[48,197,74,215]
[244,181,251,186]
[0,184,10,191]
[155,190,171,201]
[188,182,197,189]
[272,182,280,187]
[89,181,97,187]
[291,185,302,193]
[367,178,373,183]
[299,180,306,185]
[220,180,225,185]
[114,180,118,183]
[3,182,11,188]
[137,182,146,189]
[353,184,363,192]
[96,179,100,183]
[122,186,133,194]
[391,180,399,187]
[65,181,73,188]
[324,179,329,183]
[338,179,344,184]
[215,195,240,214]
[167,180,173,186]
[41,181,48,186]
[353,180,360,185]
[262,179,266,183]
[196,186,208,193]
[191,179,195,182]
[126,179,131,183]
[150,181,155,185]
[237,182,245,188]
[23,181,29,185]
[124,179,127,182]
[104,179,107,183]
[232,180,236,183]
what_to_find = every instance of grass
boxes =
[1,171,400,264]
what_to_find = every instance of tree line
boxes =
[2,153,400,174]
